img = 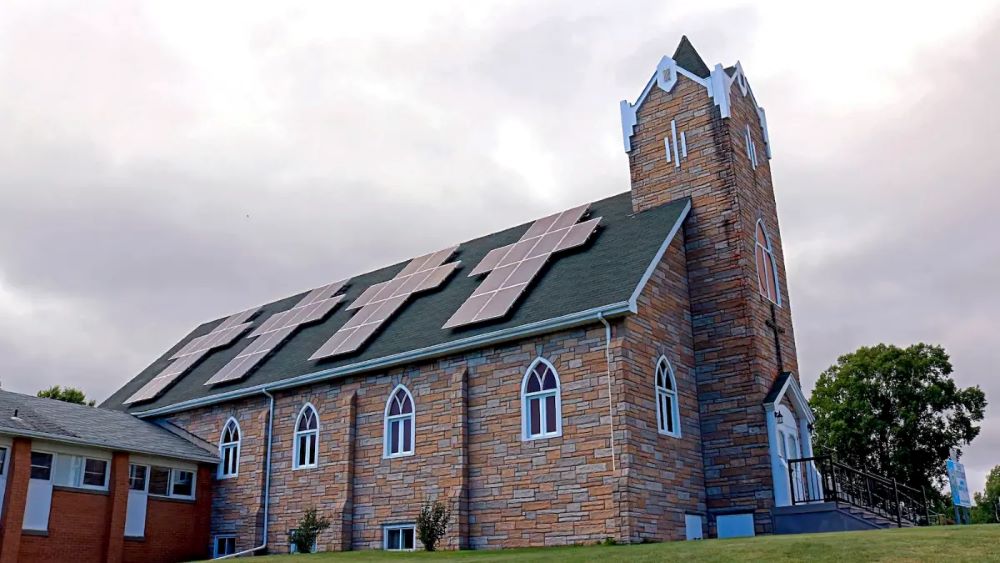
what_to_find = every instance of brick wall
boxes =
[0,440,210,563]
[626,71,799,534]
[162,322,628,552]
[618,230,707,542]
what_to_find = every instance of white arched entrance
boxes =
[764,373,816,507]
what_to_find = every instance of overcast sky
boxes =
[1,0,997,494]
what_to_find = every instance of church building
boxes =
[96,37,817,556]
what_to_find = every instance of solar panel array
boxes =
[204,280,348,386]
[443,204,601,329]
[124,308,259,404]
[311,247,460,360]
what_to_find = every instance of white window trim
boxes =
[148,466,196,500]
[218,417,241,479]
[48,453,110,491]
[169,468,196,500]
[655,356,682,438]
[383,384,416,459]
[29,450,55,481]
[521,357,563,441]
[755,219,782,306]
[214,534,237,557]
[382,523,416,551]
[292,403,320,470]
[129,463,149,492]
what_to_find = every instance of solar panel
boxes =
[204,280,348,385]
[311,247,460,360]
[124,307,260,404]
[443,204,601,329]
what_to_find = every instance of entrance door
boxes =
[23,451,53,531]
[786,432,805,501]
[125,464,149,537]
[774,405,804,504]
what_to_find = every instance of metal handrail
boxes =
[787,455,936,527]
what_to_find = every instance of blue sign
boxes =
[946,458,972,508]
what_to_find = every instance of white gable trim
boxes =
[621,56,772,159]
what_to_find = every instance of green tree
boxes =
[972,465,1000,524]
[37,385,95,406]
[810,343,986,495]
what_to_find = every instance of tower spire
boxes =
[671,35,710,78]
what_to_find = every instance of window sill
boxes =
[522,431,562,442]
[149,494,196,504]
[21,529,48,537]
[292,464,318,471]
[657,430,682,439]
[383,452,414,460]
[217,474,238,480]
[125,536,145,543]
[53,485,110,496]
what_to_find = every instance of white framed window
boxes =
[383,385,415,458]
[214,535,236,557]
[30,451,53,480]
[754,220,781,305]
[219,417,241,479]
[52,454,110,490]
[128,464,148,491]
[148,465,196,499]
[383,524,415,551]
[655,356,681,437]
[521,357,562,440]
[293,403,319,469]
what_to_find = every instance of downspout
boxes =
[598,313,616,471]
[217,389,275,559]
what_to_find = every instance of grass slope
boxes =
[243,525,999,562]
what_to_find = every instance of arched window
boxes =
[755,220,780,304]
[293,404,319,469]
[655,357,681,437]
[521,358,561,440]
[218,418,241,478]
[384,385,415,458]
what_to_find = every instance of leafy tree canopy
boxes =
[37,385,95,407]
[972,465,1000,524]
[810,343,986,495]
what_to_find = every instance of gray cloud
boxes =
[0,1,997,494]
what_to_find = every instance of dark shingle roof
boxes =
[673,36,711,79]
[102,192,690,415]
[0,390,217,462]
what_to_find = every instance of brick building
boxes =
[97,37,819,556]
[0,390,216,563]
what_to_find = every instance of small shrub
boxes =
[416,499,451,551]
[602,536,618,546]
[290,508,330,554]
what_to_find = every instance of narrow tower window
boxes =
[293,404,319,469]
[384,385,415,458]
[219,418,241,478]
[755,220,781,304]
[521,358,562,440]
[655,356,681,437]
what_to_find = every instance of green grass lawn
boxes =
[241,524,1000,562]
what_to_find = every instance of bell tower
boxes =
[621,37,803,536]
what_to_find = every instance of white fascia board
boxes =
[0,427,219,464]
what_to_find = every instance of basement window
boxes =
[214,535,237,557]
[383,524,415,551]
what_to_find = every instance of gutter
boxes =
[217,389,275,559]
[0,427,218,465]
[134,301,633,418]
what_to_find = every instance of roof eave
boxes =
[0,427,219,464]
